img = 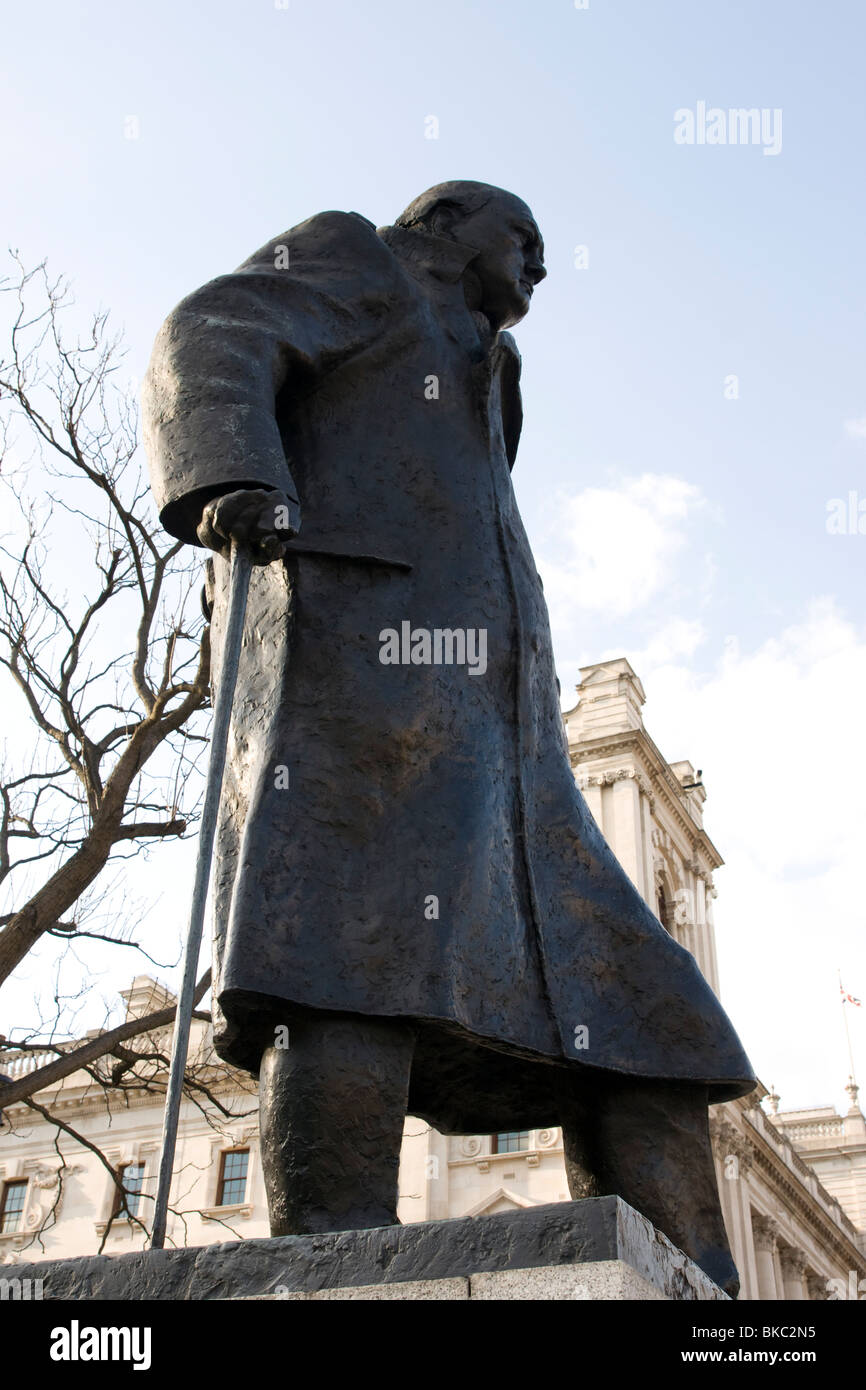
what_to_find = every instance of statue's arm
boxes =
[142,211,396,553]
[141,275,301,549]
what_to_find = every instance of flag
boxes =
[840,984,862,1007]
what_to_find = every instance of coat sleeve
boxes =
[142,211,400,544]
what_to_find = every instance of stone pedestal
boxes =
[7,1197,728,1301]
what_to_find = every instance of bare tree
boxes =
[0,255,210,983]
[1,978,259,1254]
[0,256,222,1245]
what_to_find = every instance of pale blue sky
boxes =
[2,0,864,1110]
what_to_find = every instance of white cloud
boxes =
[844,417,866,440]
[630,617,707,670]
[539,473,705,621]
[633,597,866,1109]
[532,461,864,1108]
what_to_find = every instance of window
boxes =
[112,1162,145,1218]
[0,1179,28,1233]
[492,1131,531,1154]
[216,1149,249,1206]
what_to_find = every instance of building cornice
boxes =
[1,1069,255,1127]
[570,729,724,871]
[736,1101,866,1272]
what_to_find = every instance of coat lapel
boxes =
[492,332,523,470]
[377,223,524,467]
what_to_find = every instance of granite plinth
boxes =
[5,1197,728,1301]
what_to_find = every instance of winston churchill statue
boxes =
[143,181,755,1295]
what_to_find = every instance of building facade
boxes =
[2,658,864,1300]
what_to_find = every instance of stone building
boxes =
[2,657,864,1300]
[772,1086,866,1238]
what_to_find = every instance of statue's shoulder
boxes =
[237,210,393,276]
[150,212,399,346]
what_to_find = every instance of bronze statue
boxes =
[142,181,755,1295]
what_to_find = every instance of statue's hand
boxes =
[197,488,297,565]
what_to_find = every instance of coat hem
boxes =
[213,986,757,1129]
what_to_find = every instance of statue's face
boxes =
[451,193,546,330]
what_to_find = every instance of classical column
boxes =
[709,1116,757,1299]
[778,1247,808,1300]
[711,1149,738,1285]
[577,774,604,833]
[638,789,656,911]
[752,1213,782,1299]
[702,883,721,996]
[424,1127,451,1221]
[693,873,708,973]
[609,772,645,896]
[672,859,696,968]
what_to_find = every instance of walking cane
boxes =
[150,539,253,1250]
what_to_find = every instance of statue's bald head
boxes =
[396,181,518,236]
[395,180,546,332]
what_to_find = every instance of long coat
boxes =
[142,211,755,1131]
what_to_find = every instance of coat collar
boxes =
[376,223,480,284]
[376,224,522,421]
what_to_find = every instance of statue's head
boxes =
[396,181,546,330]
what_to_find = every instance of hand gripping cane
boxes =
[151,540,253,1249]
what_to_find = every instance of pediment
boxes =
[463,1187,540,1217]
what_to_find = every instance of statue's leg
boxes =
[559,1073,739,1298]
[258,1012,416,1236]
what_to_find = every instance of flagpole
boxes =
[839,969,858,1083]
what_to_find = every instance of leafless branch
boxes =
[0,255,211,984]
